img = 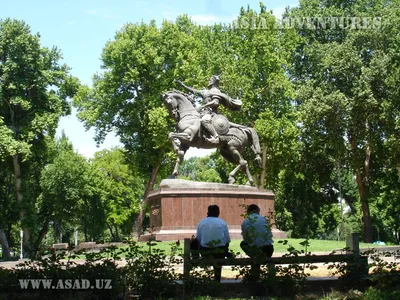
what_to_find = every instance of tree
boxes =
[0,117,25,259]
[178,156,222,183]
[0,19,79,253]
[90,148,144,241]
[73,16,207,237]
[273,141,339,237]
[286,0,400,242]
[369,158,400,243]
[36,134,89,249]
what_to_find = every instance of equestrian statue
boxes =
[162,75,262,185]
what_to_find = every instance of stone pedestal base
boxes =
[139,179,286,241]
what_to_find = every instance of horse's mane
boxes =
[167,90,196,107]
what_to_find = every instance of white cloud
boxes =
[56,108,122,159]
[76,146,97,159]
[185,147,216,159]
[272,6,287,19]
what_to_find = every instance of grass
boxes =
[138,238,388,256]
[10,238,387,260]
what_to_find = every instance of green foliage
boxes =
[0,117,30,161]
[0,18,79,155]
[72,4,298,191]
[286,0,400,242]
[0,241,183,299]
[178,156,222,183]
[364,286,400,300]
[274,165,338,238]
[1,239,400,298]
[90,148,144,240]
[199,4,299,189]
[73,16,203,180]
[184,261,223,297]
[327,247,369,289]
[0,18,80,254]
[123,241,182,298]
[0,247,123,299]
[260,240,317,297]
[39,134,89,224]
[367,249,400,290]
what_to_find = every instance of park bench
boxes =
[182,234,369,280]
[52,243,69,255]
[52,243,68,250]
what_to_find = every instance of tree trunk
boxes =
[53,220,59,243]
[354,142,373,243]
[33,216,51,254]
[107,223,116,241]
[360,199,373,243]
[12,154,30,250]
[115,226,120,242]
[259,143,268,189]
[0,229,11,260]
[133,164,160,239]
[84,222,88,242]
[396,153,400,183]
[9,104,31,254]
[349,128,373,243]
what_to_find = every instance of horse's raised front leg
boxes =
[172,144,189,177]
[168,132,182,153]
[169,132,194,142]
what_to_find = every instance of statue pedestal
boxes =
[139,179,286,241]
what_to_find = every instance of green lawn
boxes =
[1,238,386,260]
[138,238,386,256]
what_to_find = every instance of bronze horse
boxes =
[162,90,261,185]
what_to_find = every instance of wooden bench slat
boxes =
[186,254,366,267]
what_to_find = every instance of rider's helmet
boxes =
[208,75,220,88]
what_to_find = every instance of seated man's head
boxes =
[207,205,220,217]
[247,204,260,215]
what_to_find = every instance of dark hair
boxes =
[247,204,260,214]
[207,205,220,217]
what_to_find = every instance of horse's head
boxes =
[162,92,180,121]
[162,90,199,122]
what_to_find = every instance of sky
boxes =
[1,0,298,158]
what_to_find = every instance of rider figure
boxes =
[178,75,242,144]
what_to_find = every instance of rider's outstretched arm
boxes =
[178,81,201,96]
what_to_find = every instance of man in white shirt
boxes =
[195,205,231,281]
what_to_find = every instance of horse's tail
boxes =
[244,127,262,167]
